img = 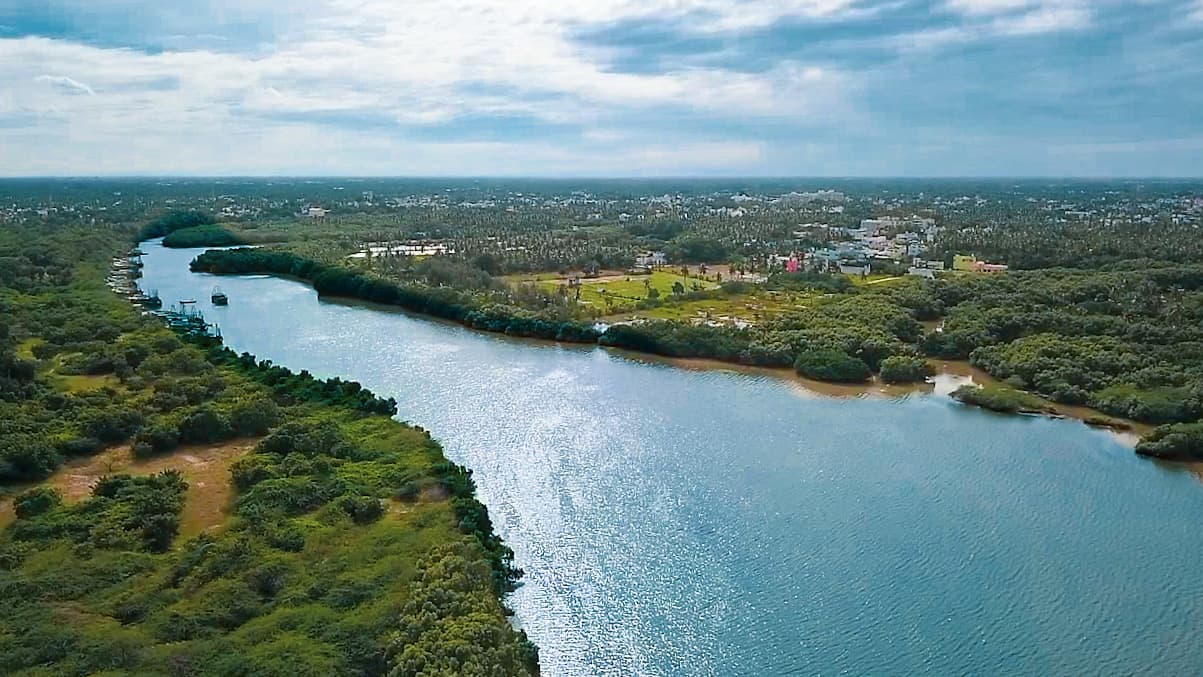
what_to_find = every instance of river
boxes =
[140,240,1203,676]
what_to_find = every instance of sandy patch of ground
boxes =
[0,439,261,538]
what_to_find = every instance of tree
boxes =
[879,356,935,384]
[794,350,872,383]
[14,487,62,518]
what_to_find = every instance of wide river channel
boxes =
[140,240,1203,676]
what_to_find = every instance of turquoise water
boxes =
[141,241,1203,676]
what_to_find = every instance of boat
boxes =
[211,286,228,305]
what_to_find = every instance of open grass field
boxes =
[524,270,720,310]
[610,289,818,324]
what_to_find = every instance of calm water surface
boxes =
[141,241,1203,676]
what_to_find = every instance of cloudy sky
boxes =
[1,0,1201,177]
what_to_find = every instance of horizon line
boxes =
[1,175,1202,182]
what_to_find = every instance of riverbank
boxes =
[612,351,1148,444]
[186,246,1156,442]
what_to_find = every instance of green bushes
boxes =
[0,434,61,482]
[83,407,145,443]
[132,424,180,458]
[229,396,282,436]
[13,487,61,519]
[950,384,1055,415]
[1090,384,1202,424]
[1135,423,1203,460]
[388,544,540,677]
[794,350,872,383]
[921,267,1203,422]
[879,356,935,383]
[138,209,216,240]
[177,406,234,444]
[0,217,535,676]
[10,471,186,553]
[162,224,243,248]
[340,495,385,524]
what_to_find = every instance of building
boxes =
[972,261,1008,273]
[912,258,945,271]
[635,251,667,269]
[954,254,1008,273]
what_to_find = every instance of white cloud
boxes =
[943,0,1094,35]
[991,3,1091,34]
[945,0,1037,15]
[0,0,1196,175]
[34,74,95,95]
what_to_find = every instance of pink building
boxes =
[972,261,1008,273]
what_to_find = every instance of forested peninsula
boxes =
[0,223,538,675]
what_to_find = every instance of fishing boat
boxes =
[211,286,228,305]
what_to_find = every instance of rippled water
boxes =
[141,241,1203,675]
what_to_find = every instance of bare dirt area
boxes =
[0,439,259,538]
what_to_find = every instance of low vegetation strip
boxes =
[950,384,1057,415]
[191,247,601,344]
[1135,422,1203,461]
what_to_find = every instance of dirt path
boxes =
[0,439,258,537]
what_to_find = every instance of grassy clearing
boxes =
[611,289,817,323]
[856,275,905,286]
[2,439,260,538]
[15,338,39,361]
[51,373,122,393]
[534,270,720,308]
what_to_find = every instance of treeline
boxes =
[922,266,1203,424]
[192,247,601,343]
[162,223,244,248]
[138,209,216,240]
[1135,423,1203,460]
[936,218,1203,270]
[199,343,398,416]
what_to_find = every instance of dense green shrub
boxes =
[879,356,935,384]
[340,495,385,524]
[794,350,871,383]
[177,406,234,444]
[162,224,243,248]
[13,487,62,518]
[138,210,216,240]
[133,424,180,458]
[950,384,1054,414]
[1136,423,1203,460]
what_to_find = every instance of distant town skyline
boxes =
[2,1,1202,177]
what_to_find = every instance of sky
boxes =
[0,0,1201,177]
